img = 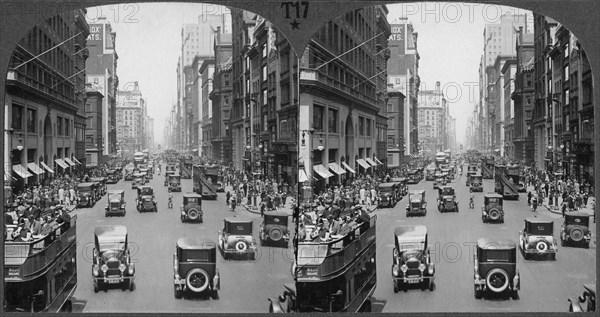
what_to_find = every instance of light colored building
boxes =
[417,82,447,156]
[200,59,215,159]
[116,82,145,153]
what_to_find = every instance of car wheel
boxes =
[268,227,284,242]
[511,290,519,300]
[129,280,135,291]
[121,281,128,291]
[486,268,509,293]
[186,268,209,293]
[211,290,219,300]
[393,281,398,293]
[569,228,584,242]
[488,208,501,221]
[551,253,556,261]
[94,282,99,293]
[187,208,200,221]
[420,280,427,291]
[429,281,435,291]
[174,285,182,299]
[235,240,249,252]
[474,284,482,299]
[560,237,565,247]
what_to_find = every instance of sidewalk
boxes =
[526,185,596,218]
[223,185,293,216]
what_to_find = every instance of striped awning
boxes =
[27,162,45,175]
[374,157,383,165]
[13,164,33,178]
[72,157,82,164]
[55,159,69,169]
[365,158,377,166]
[410,154,419,159]
[327,162,346,175]
[313,164,334,179]
[298,168,309,183]
[40,161,54,173]
[356,159,371,169]
[342,162,356,174]
[64,157,76,166]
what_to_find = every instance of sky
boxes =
[87,2,532,147]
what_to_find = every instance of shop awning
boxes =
[13,164,33,178]
[64,157,76,166]
[342,162,356,174]
[356,159,371,169]
[27,162,45,175]
[365,158,377,166]
[40,161,54,173]
[298,168,309,183]
[374,157,384,165]
[313,164,334,179]
[72,157,82,164]
[328,162,346,175]
[55,159,69,169]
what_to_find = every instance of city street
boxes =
[371,166,596,313]
[70,168,294,313]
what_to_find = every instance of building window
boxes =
[358,117,364,136]
[57,117,63,136]
[328,108,338,133]
[262,65,267,81]
[313,105,324,131]
[564,65,569,81]
[366,119,371,137]
[12,104,23,130]
[27,108,36,133]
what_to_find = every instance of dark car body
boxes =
[568,283,596,312]
[136,186,157,213]
[433,173,445,190]
[392,225,435,293]
[169,174,182,192]
[406,190,427,217]
[106,169,120,184]
[92,225,135,292]
[77,182,98,208]
[482,193,504,223]
[105,190,126,217]
[407,170,420,184]
[391,178,408,197]
[437,186,458,212]
[132,173,145,190]
[519,217,557,260]
[173,238,220,299]
[378,183,398,208]
[259,212,290,247]
[560,213,591,248]
[218,217,257,260]
[180,193,203,223]
[473,238,519,299]
[90,177,107,196]
[470,174,483,192]
[164,170,175,186]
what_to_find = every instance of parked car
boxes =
[218,217,256,260]
[259,212,290,247]
[77,182,98,208]
[406,190,427,217]
[568,283,596,312]
[378,183,398,208]
[136,186,157,213]
[482,193,504,223]
[164,170,175,186]
[173,237,220,299]
[180,193,203,223]
[437,186,458,212]
[392,225,435,293]
[519,217,557,260]
[391,177,408,197]
[169,174,182,192]
[92,225,135,292]
[470,174,483,192]
[132,173,145,190]
[105,190,126,217]
[433,173,445,189]
[106,169,119,184]
[473,238,519,300]
[91,177,107,196]
[407,170,420,184]
[560,212,592,248]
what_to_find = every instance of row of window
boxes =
[11,104,71,136]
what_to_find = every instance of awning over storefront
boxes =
[374,157,383,165]
[328,162,346,175]
[365,158,377,166]
[356,159,371,169]
[27,162,45,175]
[40,161,54,173]
[313,164,334,179]
[13,164,33,178]
[72,157,82,164]
[55,159,69,169]
[342,162,356,174]
[64,157,76,166]
[299,168,309,183]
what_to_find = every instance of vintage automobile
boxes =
[425,166,437,181]
[106,169,120,184]
[259,212,290,247]
[378,183,399,208]
[124,172,134,182]
[407,169,420,184]
[470,174,483,192]
[91,177,107,196]
[92,225,135,292]
[482,193,504,223]
[147,164,154,175]
[139,168,151,180]
[437,186,458,212]
[433,173,446,190]
[466,166,478,186]
[560,212,592,248]
[473,238,519,300]
[131,172,145,190]
[218,217,257,260]
[164,170,175,186]
[105,190,126,217]
[181,193,203,223]
[136,186,157,213]
[77,182,98,208]
[216,175,225,192]
[519,217,557,260]
[406,190,427,217]
[392,225,435,292]
[568,283,596,312]
[391,177,408,197]
[173,238,220,299]
[169,174,182,192]
[268,283,297,313]
[166,164,177,174]
[441,168,453,180]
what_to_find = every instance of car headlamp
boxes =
[401,264,408,273]
[93,265,99,276]
[392,265,399,277]
[128,263,135,275]
[101,264,108,273]
[119,264,126,272]
[419,263,426,272]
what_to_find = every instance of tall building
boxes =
[448,116,457,151]
[299,6,390,191]
[510,27,534,163]
[417,82,447,155]
[491,54,516,156]
[5,10,89,188]
[209,27,233,163]
[386,90,405,167]
[200,59,215,159]
[85,17,119,160]
[387,18,419,162]
[146,116,154,150]
[116,82,145,153]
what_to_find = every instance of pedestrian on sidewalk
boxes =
[583,191,589,207]
[225,191,231,206]
[527,191,532,206]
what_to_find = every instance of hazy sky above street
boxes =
[87,2,533,146]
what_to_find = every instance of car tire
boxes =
[174,285,182,299]
[268,227,284,242]
[393,281,398,293]
[535,240,549,253]
[486,268,509,293]
[420,280,427,291]
[187,208,200,221]
[474,285,482,299]
[429,281,435,291]
[129,280,135,291]
[94,282,99,293]
[186,268,210,293]
[551,253,556,261]
[488,208,501,221]
[560,237,565,247]
[211,290,219,300]
[511,290,519,300]
[235,240,248,252]
[569,228,584,242]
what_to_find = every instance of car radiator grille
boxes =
[406,260,420,269]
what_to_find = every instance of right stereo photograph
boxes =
[282,2,596,314]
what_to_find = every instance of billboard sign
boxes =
[389,24,405,55]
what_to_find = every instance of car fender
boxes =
[568,298,583,312]
[268,298,286,313]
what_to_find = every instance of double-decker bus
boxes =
[4,215,79,312]
[133,152,145,167]
[292,215,377,312]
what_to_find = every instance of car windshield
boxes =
[442,188,454,195]
[480,249,512,262]
[487,197,502,205]
[141,188,153,195]
[186,197,199,204]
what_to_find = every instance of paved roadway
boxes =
[371,168,596,313]
[70,167,294,313]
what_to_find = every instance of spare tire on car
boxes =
[187,208,199,221]
[569,227,584,242]
[186,268,209,293]
[486,268,509,293]
[268,227,283,241]
[488,208,500,220]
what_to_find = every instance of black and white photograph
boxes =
[1,0,598,315]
